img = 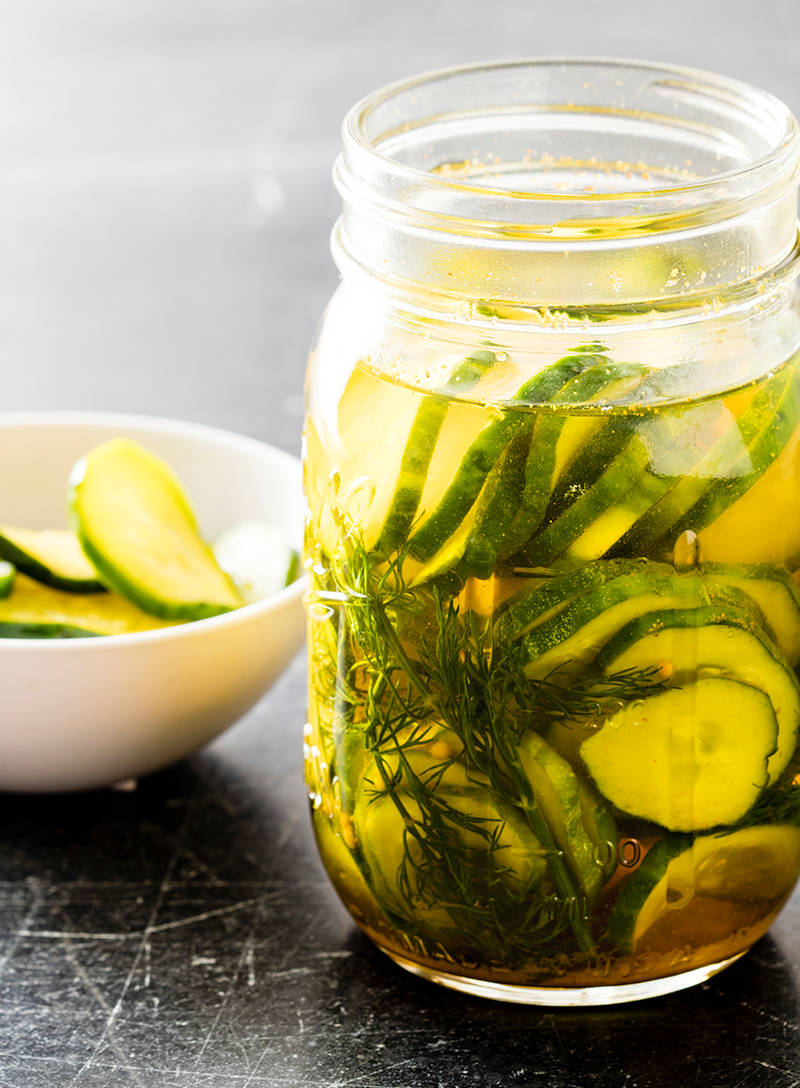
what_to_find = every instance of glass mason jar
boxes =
[302,59,800,1005]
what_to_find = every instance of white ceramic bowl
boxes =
[0,412,306,792]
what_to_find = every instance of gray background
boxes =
[3,0,799,452]
[2,3,800,1087]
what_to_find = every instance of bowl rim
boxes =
[0,409,306,653]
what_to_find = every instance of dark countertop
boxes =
[2,661,800,1088]
[2,3,800,1085]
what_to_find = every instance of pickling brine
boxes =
[304,342,800,994]
[303,60,800,1003]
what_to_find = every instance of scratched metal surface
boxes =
[1,2,800,1086]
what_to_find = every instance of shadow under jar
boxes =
[302,59,800,1005]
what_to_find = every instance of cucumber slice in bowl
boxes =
[213,521,299,604]
[0,526,104,593]
[0,572,181,637]
[608,825,800,953]
[69,438,243,620]
[0,561,15,598]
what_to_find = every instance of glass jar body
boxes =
[303,61,800,1004]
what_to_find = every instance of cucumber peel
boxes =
[69,439,242,620]
[0,561,14,599]
[213,520,299,604]
[407,352,603,566]
[518,568,708,682]
[498,361,648,563]
[494,558,642,644]
[0,525,104,593]
[518,731,616,903]
[608,825,800,951]
[376,350,497,554]
[703,563,800,667]
[0,572,181,637]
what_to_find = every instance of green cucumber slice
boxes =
[213,521,299,603]
[523,360,799,568]
[0,572,182,637]
[69,439,242,620]
[703,563,800,667]
[376,350,497,553]
[497,362,648,562]
[518,731,615,902]
[597,604,800,785]
[660,361,800,547]
[518,568,708,682]
[609,361,800,557]
[353,777,546,930]
[519,431,671,566]
[495,558,649,645]
[0,561,14,598]
[0,525,104,593]
[608,825,800,951]
[457,422,533,579]
[0,621,99,639]
[540,414,638,530]
[407,352,600,565]
[581,677,778,831]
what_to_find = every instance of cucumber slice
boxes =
[518,568,708,682]
[610,361,800,557]
[597,604,800,785]
[523,361,798,568]
[704,563,800,667]
[608,825,800,951]
[0,621,99,639]
[375,350,497,554]
[458,422,533,579]
[213,521,298,604]
[0,526,104,593]
[407,352,601,565]
[0,561,14,598]
[0,572,181,637]
[696,411,800,566]
[69,439,242,620]
[520,432,671,566]
[518,731,615,902]
[353,778,546,930]
[580,677,778,831]
[494,558,643,644]
[541,413,638,529]
[497,362,648,562]
[658,360,800,549]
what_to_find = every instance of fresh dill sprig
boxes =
[727,773,800,833]
[316,533,668,966]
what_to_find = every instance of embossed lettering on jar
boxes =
[302,59,800,1005]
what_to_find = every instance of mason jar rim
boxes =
[334,58,800,307]
[341,57,799,211]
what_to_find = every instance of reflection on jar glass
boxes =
[302,59,800,1005]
